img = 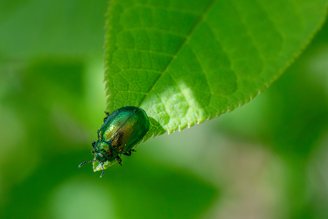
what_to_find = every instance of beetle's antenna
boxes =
[100,163,105,178]
[78,160,93,168]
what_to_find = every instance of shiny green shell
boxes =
[78,106,150,174]
[91,106,150,170]
[98,106,150,153]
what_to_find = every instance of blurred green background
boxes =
[1,1,328,219]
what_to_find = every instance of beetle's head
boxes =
[92,140,111,163]
[78,140,110,177]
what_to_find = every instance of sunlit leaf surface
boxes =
[105,0,328,137]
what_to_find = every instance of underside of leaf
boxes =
[105,0,328,138]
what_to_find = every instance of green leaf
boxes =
[105,0,328,137]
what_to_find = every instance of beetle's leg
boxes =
[123,149,135,156]
[92,141,96,149]
[123,150,131,156]
[103,111,110,122]
[115,156,122,166]
[100,163,105,178]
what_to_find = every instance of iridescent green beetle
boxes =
[79,106,150,177]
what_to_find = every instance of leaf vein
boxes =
[137,0,216,106]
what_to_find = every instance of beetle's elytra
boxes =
[79,106,150,177]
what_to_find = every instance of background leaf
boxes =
[105,0,328,137]
[0,0,107,59]
[2,1,328,218]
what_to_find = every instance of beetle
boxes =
[79,106,150,177]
